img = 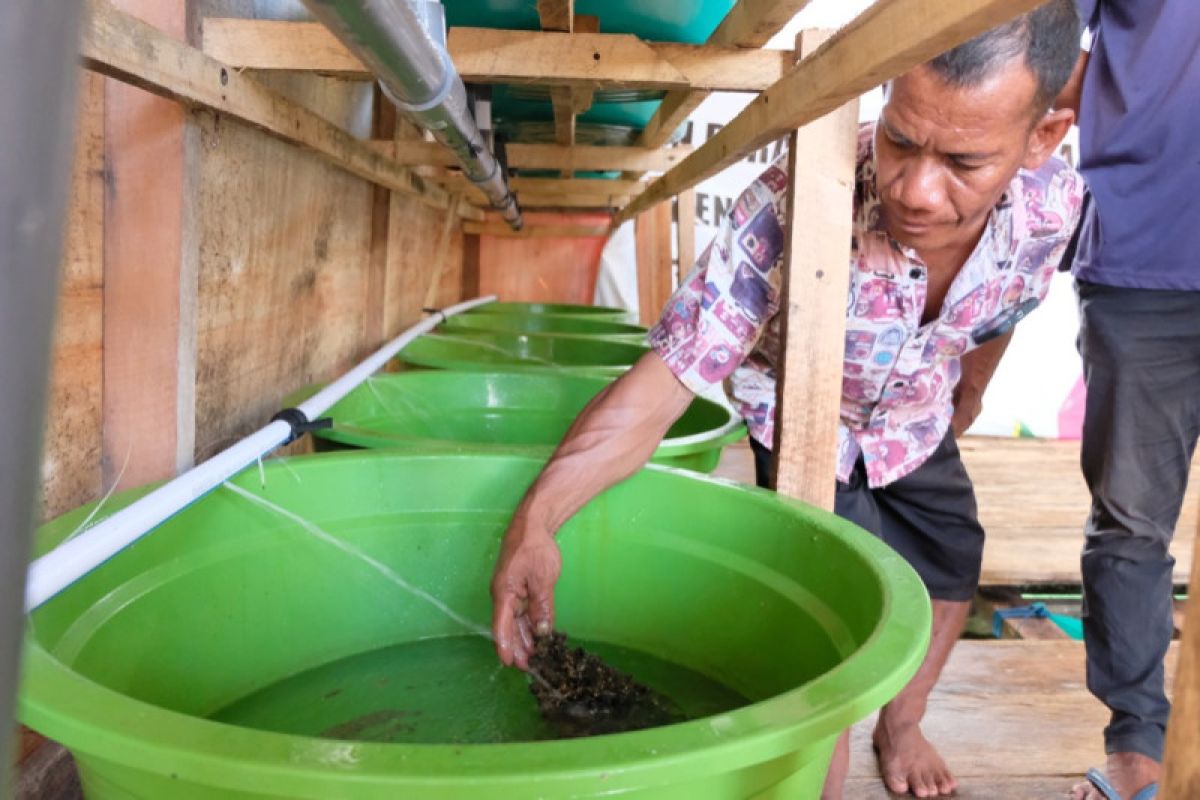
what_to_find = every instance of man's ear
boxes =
[1022,107,1076,170]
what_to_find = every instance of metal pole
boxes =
[0,1,84,794]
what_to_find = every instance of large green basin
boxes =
[441,312,649,344]
[398,331,648,377]
[472,302,637,323]
[285,371,743,473]
[20,451,930,799]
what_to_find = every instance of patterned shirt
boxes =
[649,124,1085,488]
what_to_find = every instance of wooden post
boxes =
[364,87,396,346]
[537,1,598,177]
[769,30,859,508]
[1163,513,1200,798]
[102,0,191,487]
[676,188,696,286]
[635,200,673,327]
[423,197,464,310]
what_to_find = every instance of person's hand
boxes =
[490,516,562,670]
[951,386,983,438]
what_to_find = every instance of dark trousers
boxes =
[1077,280,1200,761]
[750,432,985,602]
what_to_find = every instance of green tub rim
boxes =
[439,311,650,345]
[283,370,746,461]
[19,450,931,796]
[396,331,649,377]
[472,301,637,323]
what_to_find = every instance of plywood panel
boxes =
[192,72,378,461]
[41,71,105,520]
[382,149,467,335]
[474,211,609,305]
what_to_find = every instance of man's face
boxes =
[875,61,1046,254]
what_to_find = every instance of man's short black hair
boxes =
[929,0,1081,114]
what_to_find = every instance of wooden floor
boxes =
[710,437,1192,797]
[844,641,1179,799]
[712,435,1198,587]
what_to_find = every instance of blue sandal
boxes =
[1086,767,1159,800]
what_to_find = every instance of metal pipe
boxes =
[302,0,523,230]
[0,0,84,789]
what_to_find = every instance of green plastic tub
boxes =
[441,311,649,344]
[20,450,929,799]
[285,371,743,473]
[471,301,637,324]
[398,331,648,377]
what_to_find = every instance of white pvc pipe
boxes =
[24,295,496,612]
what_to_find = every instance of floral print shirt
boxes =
[649,124,1085,487]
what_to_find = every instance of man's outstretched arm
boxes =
[490,351,694,669]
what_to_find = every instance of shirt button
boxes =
[909,268,924,279]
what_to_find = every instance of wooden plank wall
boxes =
[41,73,106,520]
[38,0,468,517]
[190,69,376,459]
[471,211,610,305]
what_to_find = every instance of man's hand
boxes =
[490,516,562,669]
[486,353,695,669]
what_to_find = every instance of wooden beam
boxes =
[435,174,644,197]
[81,0,481,221]
[769,29,857,507]
[200,20,791,94]
[635,200,674,327]
[1163,515,1200,797]
[535,0,573,33]
[637,0,814,150]
[512,194,626,209]
[460,189,630,210]
[423,197,464,309]
[617,0,1047,224]
[378,140,694,173]
[463,221,611,238]
[455,25,786,93]
[102,0,191,489]
[638,91,710,153]
[365,87,396,346]
[540,14,601,176]
[542,0,576,152]
[552,93,577,147]
[676,188,696,285]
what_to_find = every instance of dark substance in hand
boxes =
[527,632,684,738]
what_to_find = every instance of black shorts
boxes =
[751,432,984,601]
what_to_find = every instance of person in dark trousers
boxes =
[1057,3,1200,799]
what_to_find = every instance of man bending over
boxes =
[491,4,1083,797]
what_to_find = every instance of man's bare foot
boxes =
[1069,752,1160,799]
[873,717,957,797]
